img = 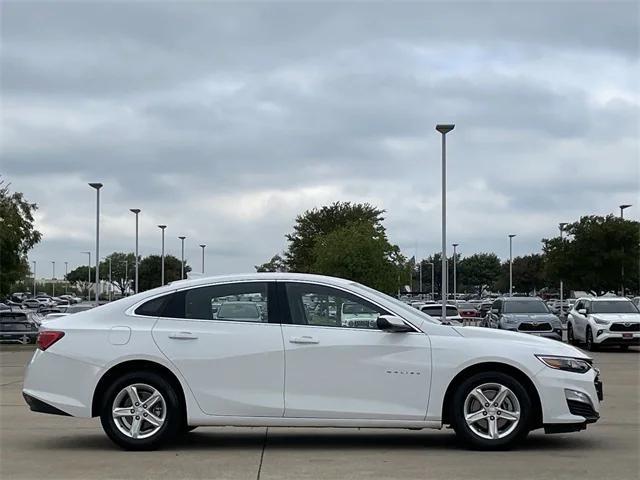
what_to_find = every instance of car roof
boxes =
[499,297,543,301]
[580,297,630,302]
[167,272,354,291]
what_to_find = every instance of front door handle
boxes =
[168,331,198,340]
[289,335,319,344]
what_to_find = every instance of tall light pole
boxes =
[51,261,56,297]
[620,204,632,219]
[130,209,141,294]
[199,244,206,274]
[32,260,36,296]
[452,243,459,306]
[419,261,423,296]
[426,262,435,300]
[158,225,167,286]
[508,234,516,297]
[89,183,102,306]
[559,223,568,316]
[124,260,128,295]
[619,204,631,295]
[81,251,91,300]
[64,261,68,294]
[179,236,186,279]
[108,257,112,301]
[436,124,454,323]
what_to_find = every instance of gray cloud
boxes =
[1,0,638,275]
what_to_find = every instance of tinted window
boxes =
[591,301,639,314]
[421,306,458,317]
[503,300,549,314]
[285,283,388,329]
[135,295,170,317]
[176,282,269,322]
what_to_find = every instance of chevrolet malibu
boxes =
[23,273,602,451]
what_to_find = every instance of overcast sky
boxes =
[2,1,639,278]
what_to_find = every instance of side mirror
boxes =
[377,315,414,333]
[577,308,587,315]
[491,308,499,314]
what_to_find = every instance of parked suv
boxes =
[483,297,563,340]
[566,297,640,350]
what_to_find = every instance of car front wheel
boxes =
[451,371,532,450]
[585,327,597,351]
[100,371,182,451]
[567,323,576,345]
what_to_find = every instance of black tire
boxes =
[451,371,532,450]
[585,328,597,351]
[567,323,576,345]
[100,370,182,451]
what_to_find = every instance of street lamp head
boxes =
[508,234,516,238]
[130,208,141,214]
[88,182,103,190]
[199,244,206,248]
[620,204,632,210]
[178,236,186,240]
[435,124,455,134]
[452,243,459,247]
[158,225,167,230]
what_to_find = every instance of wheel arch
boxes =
[441,362,542,428]
[91,359,187,422]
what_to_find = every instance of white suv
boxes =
[567,297,640,350]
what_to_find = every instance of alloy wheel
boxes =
[112,383,167,439]
[463,383,521,440]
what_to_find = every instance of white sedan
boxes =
[23,273,602,451]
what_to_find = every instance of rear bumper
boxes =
[23,392,71,416]
[0,332,37,344]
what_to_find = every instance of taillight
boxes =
[37,331,65,351]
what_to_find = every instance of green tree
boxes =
[310,222,406,294]
[0,178,42,295]
[457,253,502,294]
[283,202,385,272]
[65,265,96,298]
[495,254,546,294]
[543,215,639,294]
[99,252,137,295]
[138,255,190,291]
[255,254,287,272]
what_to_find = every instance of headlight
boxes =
[536,355,592,374]
[502,316,516,323]
[593,317,609,325]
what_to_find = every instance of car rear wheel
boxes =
[451,372,532,450]
[100,371,182,451]
[585,328,597,351]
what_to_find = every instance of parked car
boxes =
[456,302,479,320]
[0,302,10,311]
[24,273,601,451]
[0,311,41,344]
[419,304,464,325]
[483,297,563,341]
[566,297,640,351]
[22,298,43,310]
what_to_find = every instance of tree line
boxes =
[258,203,639,296]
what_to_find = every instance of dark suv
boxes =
[483,297,563,340]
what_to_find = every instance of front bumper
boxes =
[593,330,640,346]
[534,363,601,428]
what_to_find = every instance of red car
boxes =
[457,302,479,319]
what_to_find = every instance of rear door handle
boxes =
[289,336,319,344]
[168,331,198,340]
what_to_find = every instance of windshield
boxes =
[503,300,550,314]
[591,301,639,314]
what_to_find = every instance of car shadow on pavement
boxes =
[30,429,600,452]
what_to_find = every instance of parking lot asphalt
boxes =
[1,345,638,480]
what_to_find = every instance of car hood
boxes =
[452,326,589,358]
[591,313,640,323]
